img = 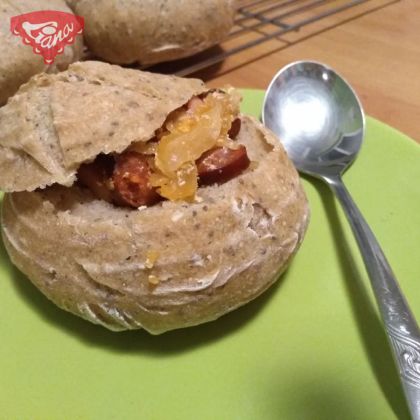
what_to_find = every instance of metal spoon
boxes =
[262,60,420,418]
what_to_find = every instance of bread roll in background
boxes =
[0,0,84,106]
[66,0,237,65]
[0,62,309,334]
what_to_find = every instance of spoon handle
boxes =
[325,174,420,419]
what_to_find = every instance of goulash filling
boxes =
[77,89,250,208]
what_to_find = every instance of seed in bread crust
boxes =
[145,250,159,269]
[148,275,159,286]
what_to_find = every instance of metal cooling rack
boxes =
[159,0,396,77]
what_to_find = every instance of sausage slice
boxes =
[77,154,115,202]
[112,151,161,207]
[197,145,250,185]
[228,118,241,139]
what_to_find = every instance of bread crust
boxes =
[0,61,206,192]
[1,116,309,334]
[66,0,236,65]
[0,0,84,105]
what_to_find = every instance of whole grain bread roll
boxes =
[0,0,84,106]
[0,61,309,334]
[66,0,236,65]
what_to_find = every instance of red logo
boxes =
[10,11,84,64]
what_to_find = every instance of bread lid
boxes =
[0,61,207,192]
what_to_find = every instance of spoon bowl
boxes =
[262,61,365,178]
[262,60,420,419]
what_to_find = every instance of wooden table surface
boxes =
[199,0,419,143]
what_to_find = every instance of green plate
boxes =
[1,89,419,420]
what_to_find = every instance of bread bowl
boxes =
[0,0,84,106]
[0,61,309,334]
[66,0,237,65]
